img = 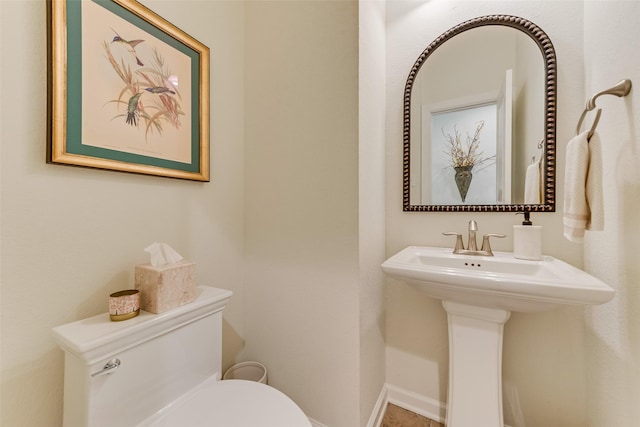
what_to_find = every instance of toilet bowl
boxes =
[53,286,311,427]
[141,378,311,426]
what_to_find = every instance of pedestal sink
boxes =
[382,246,614,427]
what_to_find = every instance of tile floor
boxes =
[380,403,444,427]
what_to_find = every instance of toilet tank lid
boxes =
[52,286,232,365]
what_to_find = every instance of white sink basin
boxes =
[382,246,614,312]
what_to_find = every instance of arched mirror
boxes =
[403,15,556,212]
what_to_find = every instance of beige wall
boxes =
[359,0,387,424]
[385,1,640,426]
[243,2,364,425]
[583,2,640,426]
[0,1,246,425]
[4,0,638,426]
[1,1,384,427]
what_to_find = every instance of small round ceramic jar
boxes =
[109,289,140,321]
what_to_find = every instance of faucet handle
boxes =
[443,232,464,253]
[480,233,506,255]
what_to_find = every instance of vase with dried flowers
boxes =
[442,120,493,202]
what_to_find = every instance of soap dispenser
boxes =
[513,212,542,260]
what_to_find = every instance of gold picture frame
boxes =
[47,0,210,181]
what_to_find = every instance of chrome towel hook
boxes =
[576,79,632,140]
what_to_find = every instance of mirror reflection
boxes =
[404,16,556,212]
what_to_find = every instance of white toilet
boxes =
[53,286,312,427]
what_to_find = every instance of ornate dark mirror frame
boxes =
[403,15,557,212]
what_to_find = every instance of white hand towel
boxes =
[563,131,590,242]
[563,130,604,242]
[524,160,541,204]
[586,132,604,230]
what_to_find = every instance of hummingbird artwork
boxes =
[111,31,145,66]
[144,87,176,95]
[126,92,144,126]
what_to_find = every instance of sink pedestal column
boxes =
[442,301,511,427]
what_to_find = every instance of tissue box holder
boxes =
[134,261,196,314]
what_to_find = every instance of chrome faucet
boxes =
[467,220,478,251]
[443,220,505,256]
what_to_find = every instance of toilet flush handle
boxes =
[91,358,121,378]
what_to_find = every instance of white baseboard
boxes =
[366,383,446,427]
[365,381,391,427]
[366,384,514,427]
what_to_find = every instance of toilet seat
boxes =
[144,379,312,427]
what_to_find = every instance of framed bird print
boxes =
[47,0,210,181]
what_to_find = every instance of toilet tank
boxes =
[53,286,232,427]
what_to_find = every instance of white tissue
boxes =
[144,242,184,267]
